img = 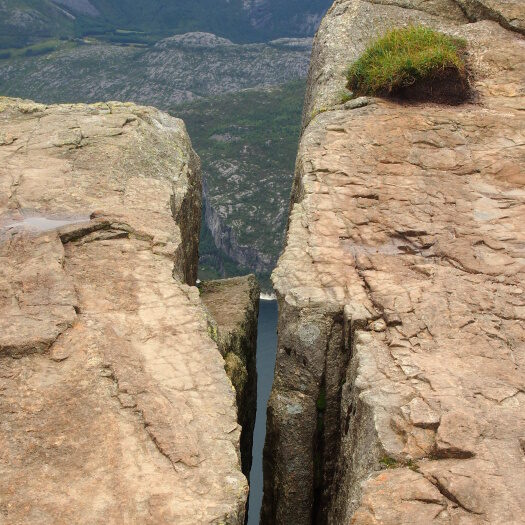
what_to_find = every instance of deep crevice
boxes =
[312,376,327,524]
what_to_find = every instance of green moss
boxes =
[380,456,399,469]
[346,26,467,97]
[224,352,248,395]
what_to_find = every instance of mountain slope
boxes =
[0,0,332,48]
[0,34,311,106]
[0,0,74,48]
[176,80,306,289]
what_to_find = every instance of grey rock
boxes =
[344,96,370,109]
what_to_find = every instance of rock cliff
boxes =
[0,98,251,524]
[262,1,524,524]
[200,275,260,480]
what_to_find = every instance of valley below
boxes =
[0,32,310,290]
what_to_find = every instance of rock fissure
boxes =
[424,473,485,515]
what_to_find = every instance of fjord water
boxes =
[248,298,278,524]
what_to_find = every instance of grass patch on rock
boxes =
[346,26,468,103]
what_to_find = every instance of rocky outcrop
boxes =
[262,1,524,524]
[200,275,260,479]
[0,98,249,523]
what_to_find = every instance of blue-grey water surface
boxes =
[247,298,278,524]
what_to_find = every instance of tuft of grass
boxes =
[346,26,467,98]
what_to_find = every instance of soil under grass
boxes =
[346,26,469,103]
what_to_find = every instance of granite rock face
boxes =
[262,1,525,524]
[200,275,260,479]
[0,98,249,524]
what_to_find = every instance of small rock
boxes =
[436,410,480,458]
[371,319,386,332]
[402,398,440,429]
[344,97,370,110]
[0,133,15,145]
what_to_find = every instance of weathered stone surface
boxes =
[200,275,260,478]
[263,1,525,524]
[455,0,525,33]
[0,98,248,524]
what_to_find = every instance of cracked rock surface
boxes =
[262,1,524,524]
[0,98,248,524]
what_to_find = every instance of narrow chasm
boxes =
[199,276,260,484]
[247,298,278,525]
[200,281,279,524]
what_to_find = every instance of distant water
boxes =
[247,298,278,525]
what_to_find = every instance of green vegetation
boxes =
[406,458,419,472]
[340,90,353,104]
[380,456,420,471]
[174,80,305,291]
[346,26,467,98]
[0,0,331,50]
[0,38,77,61]
[379,456,399,469]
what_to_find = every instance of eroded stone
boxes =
[0,98,248,524]
[262,1,525,524]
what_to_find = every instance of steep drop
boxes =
[261,1,525,523]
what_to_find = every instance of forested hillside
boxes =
[0,0,331,49]
[175,80,306,290]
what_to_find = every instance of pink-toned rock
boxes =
[262,1,525,524]
[351,470,445,524]
[436,411,480,458]
[0,98,248,524]
[402,398,441,430]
